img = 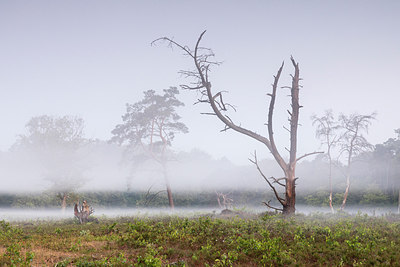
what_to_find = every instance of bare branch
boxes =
[249,151,285,205]
[220,125,231,132]
[262,200,284,211]
[213,92,227,111]
[152,36,195,59]
[180,84,205,90]
[267,62,287,171]
[283,125,290,133]
[270,176,286,187]
[296,151,324,163]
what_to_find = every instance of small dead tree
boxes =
[312,110,340,213]
[216,191,233,210]
[74,200,94,224]
[153,31,321,215]
[338,113,375,210]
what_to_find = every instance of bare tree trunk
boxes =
[328,156,334,213]
[398,189,400,214]
[341,141,353,211]
[341,173,351,210]
[341,148,352,210]
[162,163,174,209]
[61,192,67,212]
[283,170,296,214]
[166,183,174,209]
[386,164,390,193]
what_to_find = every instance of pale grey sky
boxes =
[0,1,399,164]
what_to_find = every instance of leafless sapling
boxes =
[338,113,376,210]
[312,110,340,213]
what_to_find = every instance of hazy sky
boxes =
[1,1,399,164]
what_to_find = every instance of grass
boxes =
[0,212,400,266]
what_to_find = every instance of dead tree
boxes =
[338,113,375,210]
[74,200,94,224]
[153,31,321,215]
[312,110,340,213]
[216,191,233,210]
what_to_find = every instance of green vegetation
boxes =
[1,189,398,209]
[1,213,400,266]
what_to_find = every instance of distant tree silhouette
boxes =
[17,115,88,211]
[111,87,188,209]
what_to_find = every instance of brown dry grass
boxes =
[24,241,112,265]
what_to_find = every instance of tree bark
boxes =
[282,169,296,214]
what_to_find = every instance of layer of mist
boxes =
[1,205,398,222]
[0,140,398,197]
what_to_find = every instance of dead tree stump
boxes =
[74,200,94,224]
